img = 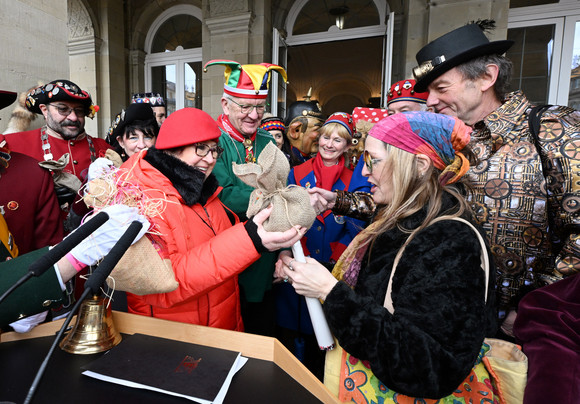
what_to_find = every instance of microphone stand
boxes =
[0,211,109,306]
[23,221,143,404]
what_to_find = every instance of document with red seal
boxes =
[82,333,247,403]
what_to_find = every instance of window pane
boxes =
[184,62,202,109]
[293,0,379,35]
[151,14,202,53]
[507,24,555,105]
[568,22,580,110]
[152,64,176,116]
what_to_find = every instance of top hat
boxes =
[204,59,287,100]
[155,108,221,150]
[0,90,17,111]
[387,79,428,106]
[25,79,98,118]
[131,93,165,107]
[413,23,513,92]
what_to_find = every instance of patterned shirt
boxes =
[468,90,580,318]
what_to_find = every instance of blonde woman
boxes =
[277,111,498,402]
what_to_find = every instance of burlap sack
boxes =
[83,160,179,296]
[232,142,316,232]
[106,236,178,295]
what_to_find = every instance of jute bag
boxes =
[83,161,179,295]
[232,141,316,232]
[106,236,178,295]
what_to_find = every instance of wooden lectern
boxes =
[0,311,338,403]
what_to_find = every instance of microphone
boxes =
[29,211,109,276]
[84,220,144,294]
[23,220,144,404]
[0,211,109,306]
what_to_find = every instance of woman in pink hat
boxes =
[116,108,304,331]
[277,111,498,402]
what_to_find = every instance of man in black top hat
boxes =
[414,21,580,403]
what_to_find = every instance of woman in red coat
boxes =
[121,108,304,331]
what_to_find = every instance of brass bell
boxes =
[59,294,121,354]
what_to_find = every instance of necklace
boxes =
[40,126,97,162]
[243,138,255,163]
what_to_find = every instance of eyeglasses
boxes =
[50,104,87,118]
[227,98,266,115]
[194,143,224,159]
[363,150,383,174]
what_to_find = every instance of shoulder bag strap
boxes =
[384,216,489,314]
[527,104,552,142]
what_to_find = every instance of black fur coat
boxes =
[323,196,497,398]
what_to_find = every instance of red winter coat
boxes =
[123,152,260,331]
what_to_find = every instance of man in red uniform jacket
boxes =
[0,90,63,258]
[0,80,110,233]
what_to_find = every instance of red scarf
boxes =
[217,114,258,163]
[217,114,256,143]
[312,153,344,191]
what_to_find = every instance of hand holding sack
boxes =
[233,142,316,232]
[82,161,178,295]
[69,204,150,266]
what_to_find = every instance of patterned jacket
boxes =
[468,90,580,318]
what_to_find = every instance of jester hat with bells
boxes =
[203,59,287,100]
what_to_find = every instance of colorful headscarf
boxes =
[368,111,471,186]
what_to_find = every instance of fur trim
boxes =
[2,86,38,134]
[144,147,219,206]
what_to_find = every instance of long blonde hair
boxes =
[359,143,474,248]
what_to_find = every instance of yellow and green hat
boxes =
[204,59,287,100]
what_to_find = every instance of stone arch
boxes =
[67,0,100,137]
[129,1,202,95]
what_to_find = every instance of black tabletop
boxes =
[0,334,322,403]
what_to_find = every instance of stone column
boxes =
[129,49,146,96]
[202,0,269,118]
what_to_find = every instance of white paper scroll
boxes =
[291,241,335,351]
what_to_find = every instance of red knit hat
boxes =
[203,59,287,100]
[155,108,220,150]
[387,79,428,106]
[323,112,354,137]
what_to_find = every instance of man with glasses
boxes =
[1,80,110,232]
[204,59,289,336]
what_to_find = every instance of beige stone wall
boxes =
[89,0,127,139]
[202,0,269,118]
[402,0,510,79]
[0,0,69,133]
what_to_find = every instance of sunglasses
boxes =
[194,143,224,159]
[363,150,383,174]
[50,104,87,118]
